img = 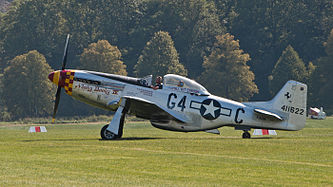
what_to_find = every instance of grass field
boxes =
[0,118,332,186]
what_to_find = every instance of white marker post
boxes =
[28,126,47,133]
[253,129,277,136]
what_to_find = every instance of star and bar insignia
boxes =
[200,99,221,120]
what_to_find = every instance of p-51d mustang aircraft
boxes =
[48,35,307,140]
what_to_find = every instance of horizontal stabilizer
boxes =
[205,129,220,135]
[254,109,283,121]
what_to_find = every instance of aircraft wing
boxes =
[123,96,189,123]
[253,108,283,121]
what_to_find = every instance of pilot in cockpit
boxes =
[152,76,163,90]
[178,80,184,87]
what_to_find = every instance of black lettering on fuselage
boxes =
[235,108,245,124]
[167,93,177,109]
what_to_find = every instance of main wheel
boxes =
[101,124,119,140]
[242,131,251,139]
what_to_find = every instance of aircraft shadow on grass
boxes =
[250,136,296,140]
[21,137,161,142]
[251,137,274,139]
[99,137,162,141]
[20,136,295,143]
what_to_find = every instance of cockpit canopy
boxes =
[163,74,210,95]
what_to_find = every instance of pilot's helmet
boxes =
[156,76,162,84]
[178,80,184,87]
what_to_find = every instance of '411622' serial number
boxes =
[281,105,304,115]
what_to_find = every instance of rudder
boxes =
[270,80,307,130]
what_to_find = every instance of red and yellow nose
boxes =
[48,70,75,95]
[48,70,61,86]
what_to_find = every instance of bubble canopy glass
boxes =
[163,74,210,95]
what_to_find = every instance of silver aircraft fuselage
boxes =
[49,69,306,133]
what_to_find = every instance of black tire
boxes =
[101,102,128,140]
[101,124,118,140]
[242,131,251,139]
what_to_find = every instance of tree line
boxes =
[0,0,332,120]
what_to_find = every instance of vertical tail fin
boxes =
[270,80,307,130]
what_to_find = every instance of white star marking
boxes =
[202,100,219,118]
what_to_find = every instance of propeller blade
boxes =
[61,34,70,70]
[52,34,70,123]
[52,86,62,123]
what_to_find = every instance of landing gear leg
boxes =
[242,131,251,139]
[101,99,129,140]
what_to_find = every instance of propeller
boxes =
[61,34,70,70]
[52,34,70,123]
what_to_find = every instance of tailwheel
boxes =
[242,131,251,139]
[101,124,121,140]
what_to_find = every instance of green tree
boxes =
[213,0,238,31]
[0,0,67,69]
[199,34,258,101]
[231,0,333,99]
[82,0,144,73]
[268,45,307,95]
[2,50,54,119]
[137,0,227,77]
[80,40,127,75]
[186,1,225,77]
[310,29,333,114]
[134,31,187,79]
[0,73,11,121]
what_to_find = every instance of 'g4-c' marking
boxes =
[281,105,304,115]
[167,93,186,112]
